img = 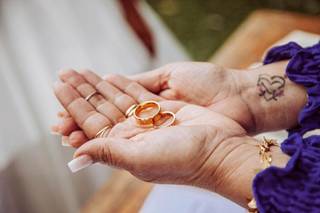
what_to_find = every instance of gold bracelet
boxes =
[247,137,278,213]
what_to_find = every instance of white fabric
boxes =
[0,0,188,212]
[141,185,243,213]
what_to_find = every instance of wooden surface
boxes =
[81,171,153,213]
[210,9,320,68]
[82,9,320,213]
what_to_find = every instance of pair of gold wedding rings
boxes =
[126,101,176,128]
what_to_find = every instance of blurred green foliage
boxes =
[146,0,320,60]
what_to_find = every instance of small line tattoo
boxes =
[257,74,286,101]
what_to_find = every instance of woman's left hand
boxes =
[53,70,246,186]
[53,70,289,207]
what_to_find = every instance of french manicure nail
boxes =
[62,136,71,147]
[51,131,61,136]
[57,111,66,118]
[58,69,71,75]
[51,126,61,135]
[57,111,70,118]
[53,81,63,89]
[68,155,93,173]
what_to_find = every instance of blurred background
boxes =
[147,0,320,60]
[0,0,319,213]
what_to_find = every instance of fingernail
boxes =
[57,111,69,118]
[51,131,61,136]
[51,125,61,135]
[68,155,93,173]
[69,133,79,145]
[53,81,63,89]
[62,136,71,147]
[58,69,72,75]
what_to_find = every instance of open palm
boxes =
[109,62,254,132]
[53,70,247,186]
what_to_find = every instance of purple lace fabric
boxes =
[252,42,320,213]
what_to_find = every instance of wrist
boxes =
[198,136,289,208]
[236,61,307,133]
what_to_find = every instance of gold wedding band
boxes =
[154,111,176,128]
[85,91,99,101]
[95,125,111,138]
[125,104,138,118]
[133,101,161,127]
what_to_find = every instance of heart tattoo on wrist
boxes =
[257,74,286,101]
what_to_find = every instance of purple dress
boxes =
[252,42,320,213]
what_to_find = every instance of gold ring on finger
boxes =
[95,125,112,138]
[85,91,99,102]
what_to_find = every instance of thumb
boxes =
[127,67,171,93]
[68,137,137,173]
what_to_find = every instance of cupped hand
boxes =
[52,69,162,147]
[52,62,253,147]
[108,62,255,132]
[53,69,248,186]
[75,102,248,188]
[54,69,287,207]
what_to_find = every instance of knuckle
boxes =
[124,81,140,93]
[95,98,107,108]
[66,97,83,111]
[80,110,100,129]
[96,80,106,91]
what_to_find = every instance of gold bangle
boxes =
[133,101,161,128]
[247,137,278,213]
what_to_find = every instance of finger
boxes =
[59,69,123,124]
[123,67,170,93]
[79,70,137,114]
[159,101,184,114]
[70,137,138,172]
[58,117,79,136]
[57,110,70,118]
[61,136,71,147]
[69,130,88,148]
[53,82,112,139]
[54,111,80,136]
[104,74,163,103]
[51,117,78,136]
[59,69,106,107]
[159,89,179,100]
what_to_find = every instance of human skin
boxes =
[126,61,307,133]
[53,61,307,145]
[53,69,290,208]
